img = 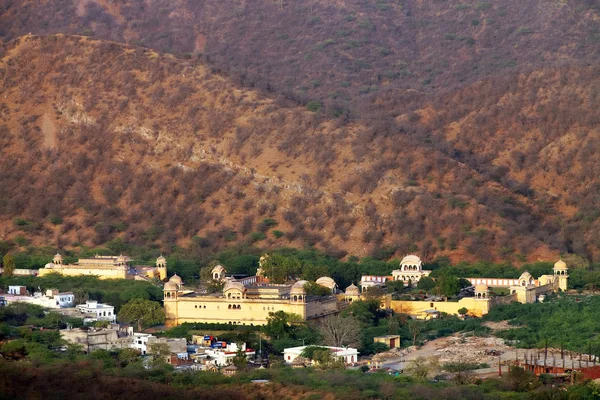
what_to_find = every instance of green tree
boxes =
[231,342,248,370]
[458,307,468,317]
[149,342,171,367]
[261,254,301,283]
[2,254,16,277]
[303,281,331,296]
[435,275,461,297]
[262,311,302,340]
[407,356,440,380]
[417,276,436,291]
[117,299,165,331]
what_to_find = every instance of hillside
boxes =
[2,34,580,263]
[1,0,599,116]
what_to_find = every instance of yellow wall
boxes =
[391,298,491,317]
[39,267,128,280]
[164,295,338,327]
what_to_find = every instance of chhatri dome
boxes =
[169,274,183,285]
[554,259,567,270]
[156,255,167,264]
[345,283,360,296]
[290,280,308,295]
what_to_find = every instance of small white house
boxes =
[8,285,27,295]
[284,346,359,366]
[131,333,155,355]
[76,300,116,323]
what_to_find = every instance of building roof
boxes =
[345,283,360,296]
[315,276,336,290]
[290,280,308,295]
[169,274,183,285]
[474,283,489,292]
[400,254,422,266]
[554,259,567,270]
[156,255,166,264]
[212,264,226,274]
[223,281,246,293]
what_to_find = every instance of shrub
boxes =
[306,101,322,112]
[272,230,284,239]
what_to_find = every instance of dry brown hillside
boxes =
[0,34,565,262]
[1,0,599,116]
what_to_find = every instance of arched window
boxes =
[228,304,232,309]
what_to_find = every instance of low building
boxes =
[3,289,74,308]
[283,346,359,366]
[131,333,154,355]
[8,285,27,295]
[374,335,401,349]
[60,324,132,353]
[201,342,255,367]
[76,300,116,323]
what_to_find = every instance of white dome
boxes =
[44,262,55,269]
[290,280,308,295]
[169,274,183,285]
[401,255,422,265]
[156,255,166,263]
[475,283,489,292]
[345,283,360,296]
[223,281,246,293]
[164,281,178,290]
[554,259,567,270]
[315,276,337,290]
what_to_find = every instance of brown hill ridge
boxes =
[1,34,571,262]
[0,0,599,115]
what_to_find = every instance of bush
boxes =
[306,101,322,112]
[272,230,284,239]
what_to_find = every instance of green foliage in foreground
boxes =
[484,295,600,352]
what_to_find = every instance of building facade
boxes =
[39,254,167,281]
[164,266,339,327]
[76,300,116,323]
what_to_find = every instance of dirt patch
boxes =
[483,320,516,331]
[194,34,207,53]
[40,113,57,149]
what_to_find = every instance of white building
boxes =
[3,289,74,308]
[76,300,116,323]
[131,333,154,355]
[201,342,255,367]
[8,285,27,295]
[391,255,432,287]
[283,345,359,366]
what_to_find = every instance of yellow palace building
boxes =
[39,253,167,281]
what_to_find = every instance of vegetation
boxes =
[117,299,165,331]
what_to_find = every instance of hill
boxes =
[2,34,579,263]
[1,0,599,116]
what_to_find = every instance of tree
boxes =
[73,289,89,305]
[407,356,440,380]
[117,299,165,331]
[303,281,331,296]
[149,342,171,367]
[318,314,360,348]
[262,311,302,340]
[2,254,15,277]
[387,316,400,335]
[458,307,468,317]
[231,342,248,370]
[435,275,461,297]
[408,319,422,347]
[261,254,301,283]
[362,286,385,301]
[417,276,436,291]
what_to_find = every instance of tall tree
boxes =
[2,254,15,277]
[261,254,301,283]
[318,314,360,348]
[117,299,165,331]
